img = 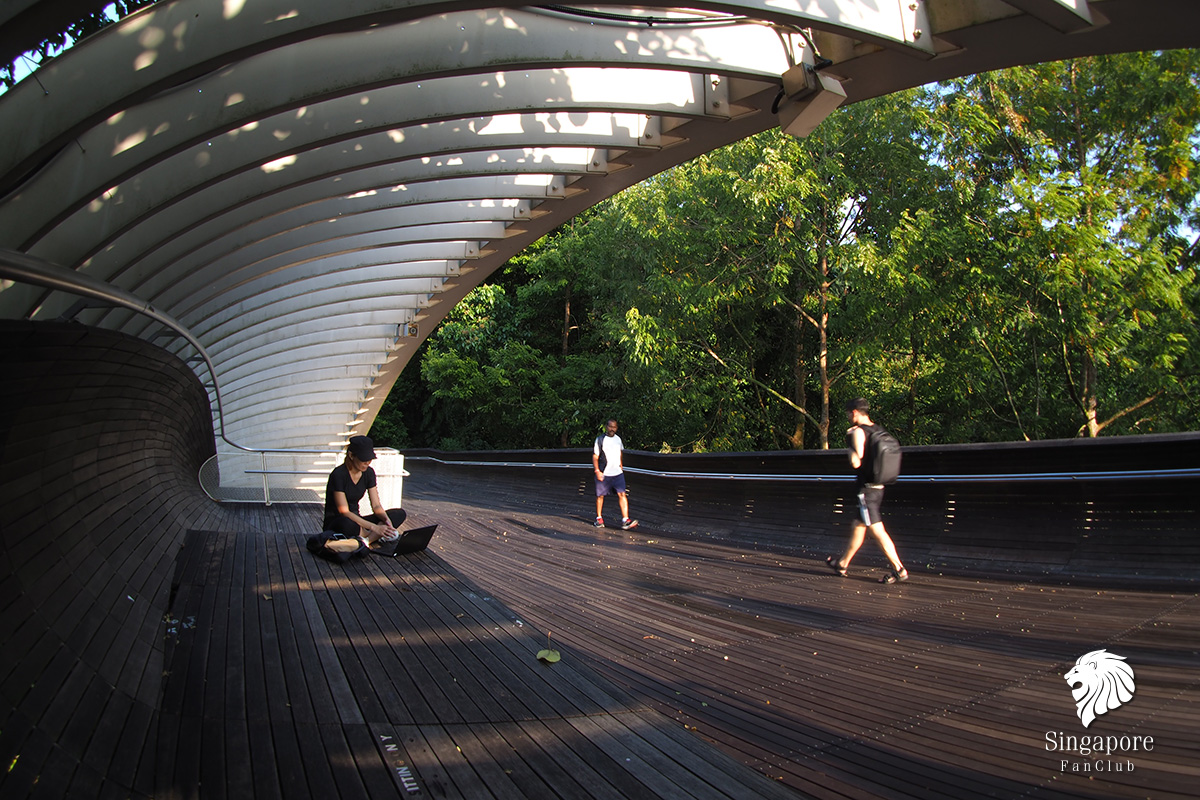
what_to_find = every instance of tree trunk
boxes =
[788,305,808,449]
[561,284,572,360]
[909,320,919,433]
[561,284,572,447]
[1082,346,1099,437]
[1070,61,1100,440]
[817,252,831,450]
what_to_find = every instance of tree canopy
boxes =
[1,1,158,91]
[373,51,1200,452]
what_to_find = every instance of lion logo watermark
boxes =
[1064,649,1136,728]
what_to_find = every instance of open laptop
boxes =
[370,524,437,557]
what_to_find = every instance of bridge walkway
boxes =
[166,493,1199,799]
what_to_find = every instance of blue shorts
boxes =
[595,473,627,497]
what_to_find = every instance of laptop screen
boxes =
[372,524,437,556]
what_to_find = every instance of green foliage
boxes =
[373,51,1200,451]
[920,52,1200,438]
[2,1,160,90]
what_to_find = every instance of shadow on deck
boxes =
[157,504,797,800]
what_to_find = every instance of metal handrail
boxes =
[9,251,1191,488]
[243,468,411,476]
[405,454,1200,483]
[0,250,379,461]
[200,449,408,505]
[0,248,261,452]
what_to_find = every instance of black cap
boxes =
[348,435,376,461]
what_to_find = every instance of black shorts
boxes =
[856,486,885,526]
[326,508,407,537]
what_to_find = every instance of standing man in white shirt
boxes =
[592,418,638,530]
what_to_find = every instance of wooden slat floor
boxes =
[158,504,798,800]
[170,491,1198,799]
[395,486,1199,800]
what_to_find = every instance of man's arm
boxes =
[847,426,865,470]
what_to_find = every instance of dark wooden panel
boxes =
[0,321,242,800]
[152,517,801,800]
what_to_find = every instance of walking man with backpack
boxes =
[827,398,909,584]
[593,418,638,530]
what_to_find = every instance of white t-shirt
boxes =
[594,433,624,477]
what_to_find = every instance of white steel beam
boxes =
[163,242,477,319]
[187,284,451,355]
[195,276,450,346]
[998,0,1094,32]
[6,47,766,251]
[0,0,934,189]
[1,0,1195,460]
[15,65,694,263]
[86,185,550,331]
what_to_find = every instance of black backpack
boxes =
[594,434,607,472]
[866,426,902,485]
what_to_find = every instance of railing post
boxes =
[397,453,405,508]
[262,451,271,505]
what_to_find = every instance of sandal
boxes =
[825,555,848,577]
[880,567,909,584]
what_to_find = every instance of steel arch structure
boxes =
[1,0,1198,459]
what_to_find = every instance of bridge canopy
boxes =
[1,0,1197,457]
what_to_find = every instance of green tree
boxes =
[931,52,1200,437]
[739,91,940,447]
[374,52,1200,451]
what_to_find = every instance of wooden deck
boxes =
[159,505,797,800]
[162,491,1200,800]
[399,486,1199,800]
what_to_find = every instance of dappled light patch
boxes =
[261,154,298,173]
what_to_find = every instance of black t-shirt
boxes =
[322,463,377,530]
[852,423,880,489]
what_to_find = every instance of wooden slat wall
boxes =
[0,321,242,799]
[403,435,1200,585]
